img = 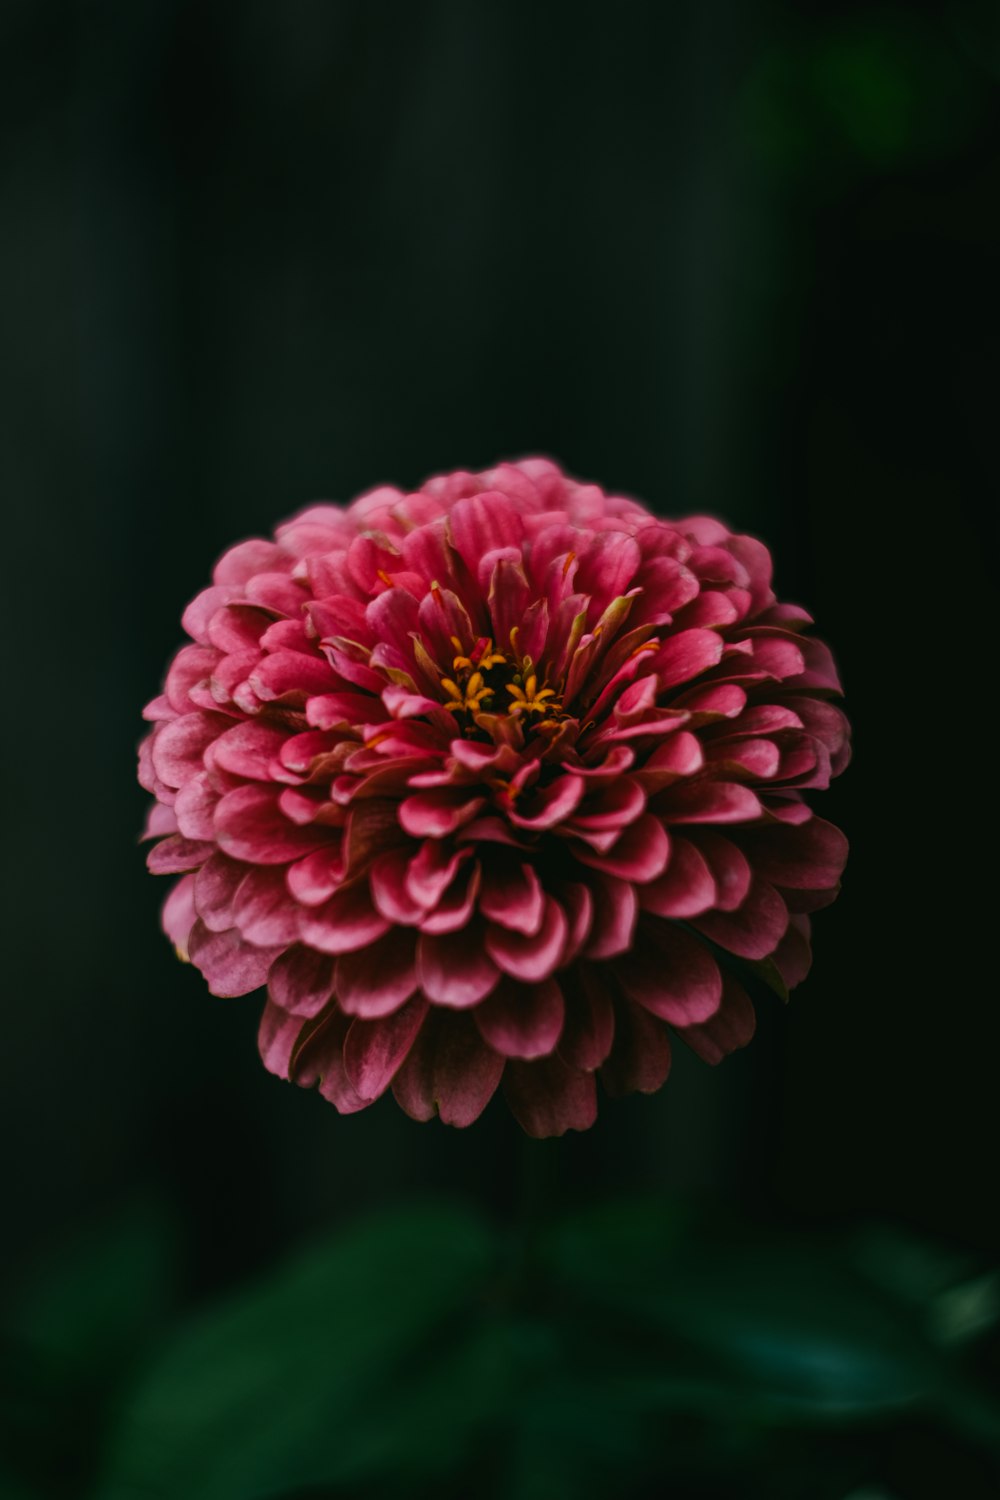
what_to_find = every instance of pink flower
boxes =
[139,459,849,1137]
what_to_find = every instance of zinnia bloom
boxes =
[139,459,849,1136]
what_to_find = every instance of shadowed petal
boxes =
[618,921,723,1024]
[504,1055,597,1137]
[475,977,565,1059]
[678,975,756,1064]
[417,924,500,1007]
[600,997,672,1097]
[343,996,428,1101]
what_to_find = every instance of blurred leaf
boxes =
[96,1201,496,1500]
[7,1195,177,1381]
[850,1223,1000,1347]
[543,1200,952,1423]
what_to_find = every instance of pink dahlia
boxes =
[139,459,849,1137]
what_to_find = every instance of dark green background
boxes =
[1,2,996,1496]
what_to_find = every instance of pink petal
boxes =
[209,721,290,780]
[654,628,725,689]
[250,649,335,703]
[173,773,219,841]
[417,924,500,1008]
[335,929,418,1017]
[370,850,425,925]
[187,921,281,997]
[485,897,568,982]
[659,781,762,826]
[162,875,197,957]
[479,861,545,936]
[572,813,670,882]
[286,845,347,906]
[691,876,788,960]
[343,996,428,1101]
[405,841,470,908]
[508,774,586,830]
[146,835,214,874]
[398,789,486,838]
[686,830,752,911]
[618,921,723,1024]
[639,837,717,918]
[267,946,337,1018]
[151,711,229,789]
[419,862,482,935]
[193,853,247,931]
[582,872,638,959]
[215,785,326,864]
[297,881,391,954]
[474,977,565,1059]
[232,866,301,945]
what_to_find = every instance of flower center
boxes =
[438,635,567,732]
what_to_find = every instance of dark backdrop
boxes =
[2,2,996,1497]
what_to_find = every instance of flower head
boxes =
[139,459,849,1136]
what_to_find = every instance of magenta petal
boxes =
[417,924,500,1008]
[297,881,391,954]
[193,852,247,932]
[209,720,289,780]
[391,1011,505,1127]
[485,897,568,982]
[296,1009,370,1114]
[583,873,637,959]
[736,817,849,891]
[572,813,669,882]
[474,977,565,1059]
[508,775,586,830]
[419,862,482,935]
[151,711,229,789]
[660,781,762,825]
[771,913,813,991]
[557,965,615,1071]
[618,921,723,1024]
[215,785,325,865]
[370,850,425,925]
[503,1055,598,1137]
[558,881,594,962]
[691,876,789,960]
[267,946,337,1018]
[336,929,418,1017]
[639,837,716,918]
[479,861,545,936]
[162,875,197,958]
[286,845,346,906]
[147,835,214,875]
[399,789,486,838]
[654,628,725,688]
[343,996,428,1101]
[686,830,752,911]
[600,997,672,1097]
[187,921,281,997]
[258,998,308,1078]
[232,866,301,945]
[173,773,219,841]
[679,975,756,1064]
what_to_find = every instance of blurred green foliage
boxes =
[3,1195,997,1500]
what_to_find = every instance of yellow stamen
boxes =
[376,569,394,588]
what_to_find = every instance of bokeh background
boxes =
[2,1,997,1496]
